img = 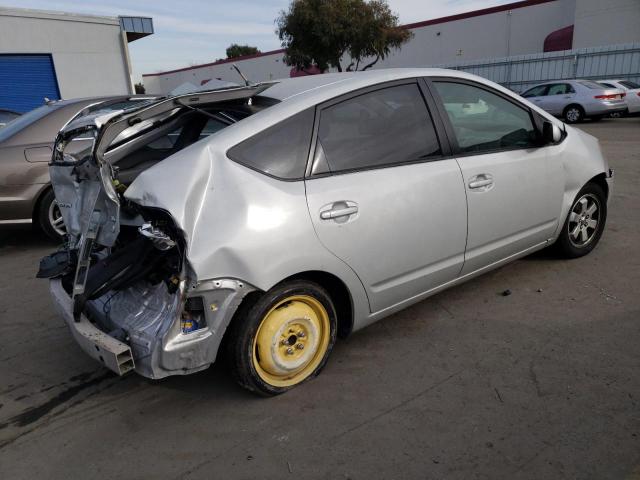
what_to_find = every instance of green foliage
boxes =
[276,0,412,72]
[226,44,261,59]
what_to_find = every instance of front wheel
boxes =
[555,182,607,258]
[226,280,337,396]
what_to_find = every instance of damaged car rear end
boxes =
[39,85,273,379]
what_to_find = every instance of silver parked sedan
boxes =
[39,69,613,395]
[521,79,627,123]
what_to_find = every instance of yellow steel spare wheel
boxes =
[253,295,330,387]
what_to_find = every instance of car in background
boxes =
[597,79,640,116]
[0,96,157,239]
[0,109,20,128]
[520,80,627,123]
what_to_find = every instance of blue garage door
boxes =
[0,54,61,113]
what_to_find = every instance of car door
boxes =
[544,83,576,115]
[305,80,467,313]
[428,79,564,275]
[521,84,549,111]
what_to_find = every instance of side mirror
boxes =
[542,121,562,144]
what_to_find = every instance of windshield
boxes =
[620,80,640,89]
[0,104,58,143]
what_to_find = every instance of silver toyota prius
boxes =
[39,69,613,395]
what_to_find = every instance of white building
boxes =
[0,7,153,113]
[143,0,640,95]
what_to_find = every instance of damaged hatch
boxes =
[48,84,274,309]
[39,83,275,378]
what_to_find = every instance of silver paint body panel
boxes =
[49,68,612,377]
[126,69,611,331]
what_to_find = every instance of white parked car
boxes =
[521,79,627,123]
[40,69,613,395]
[598,79,640,116]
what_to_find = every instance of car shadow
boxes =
[0,224,58,249]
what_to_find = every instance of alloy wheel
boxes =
[48,200,66,237]
[567,193,600,248]
[565,107,581,123]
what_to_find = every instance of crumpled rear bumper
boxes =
[50,277,255,379]
[50,279,135,375]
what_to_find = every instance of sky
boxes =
[3,0,514,81]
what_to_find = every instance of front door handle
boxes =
[320,205,358,220]
[468,174,494,191]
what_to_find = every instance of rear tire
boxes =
[225,280,337,396]
[555,182,607,258]
[563,104,584,124]
[36,189,65,242]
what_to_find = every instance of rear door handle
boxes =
[320,205,358,220]
[468,174,494,191]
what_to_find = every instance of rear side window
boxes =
[434,81,537,154]
[227,109,314,179]
[317,84,441,173]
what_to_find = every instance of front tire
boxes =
[37,189,66,241]
[556,182,607,258]
[226,280,337,396]
[563,105,584,124]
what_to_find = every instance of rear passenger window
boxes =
[548,84,572,95]
[434,81,537,154]
[317,84,441,173]
[227,109,314,179]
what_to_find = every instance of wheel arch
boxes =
[587,172,609,199]
[563,103,585,114]
[279,270,354,338]
[31,183,53,223]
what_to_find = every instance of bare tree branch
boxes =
[360,55,380,71]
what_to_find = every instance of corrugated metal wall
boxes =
[437,43,640,92]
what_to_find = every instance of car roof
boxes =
[261,68,463,101]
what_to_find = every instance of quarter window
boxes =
[227,109,314,179]
[434,81,538,154]
[316,84,441,173]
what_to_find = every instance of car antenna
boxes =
[232,64,251,86]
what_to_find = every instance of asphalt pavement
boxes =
[1,118,639,479]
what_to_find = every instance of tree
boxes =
[276,0,412,72]
[134,82,145,94]
[226,44,261,59]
